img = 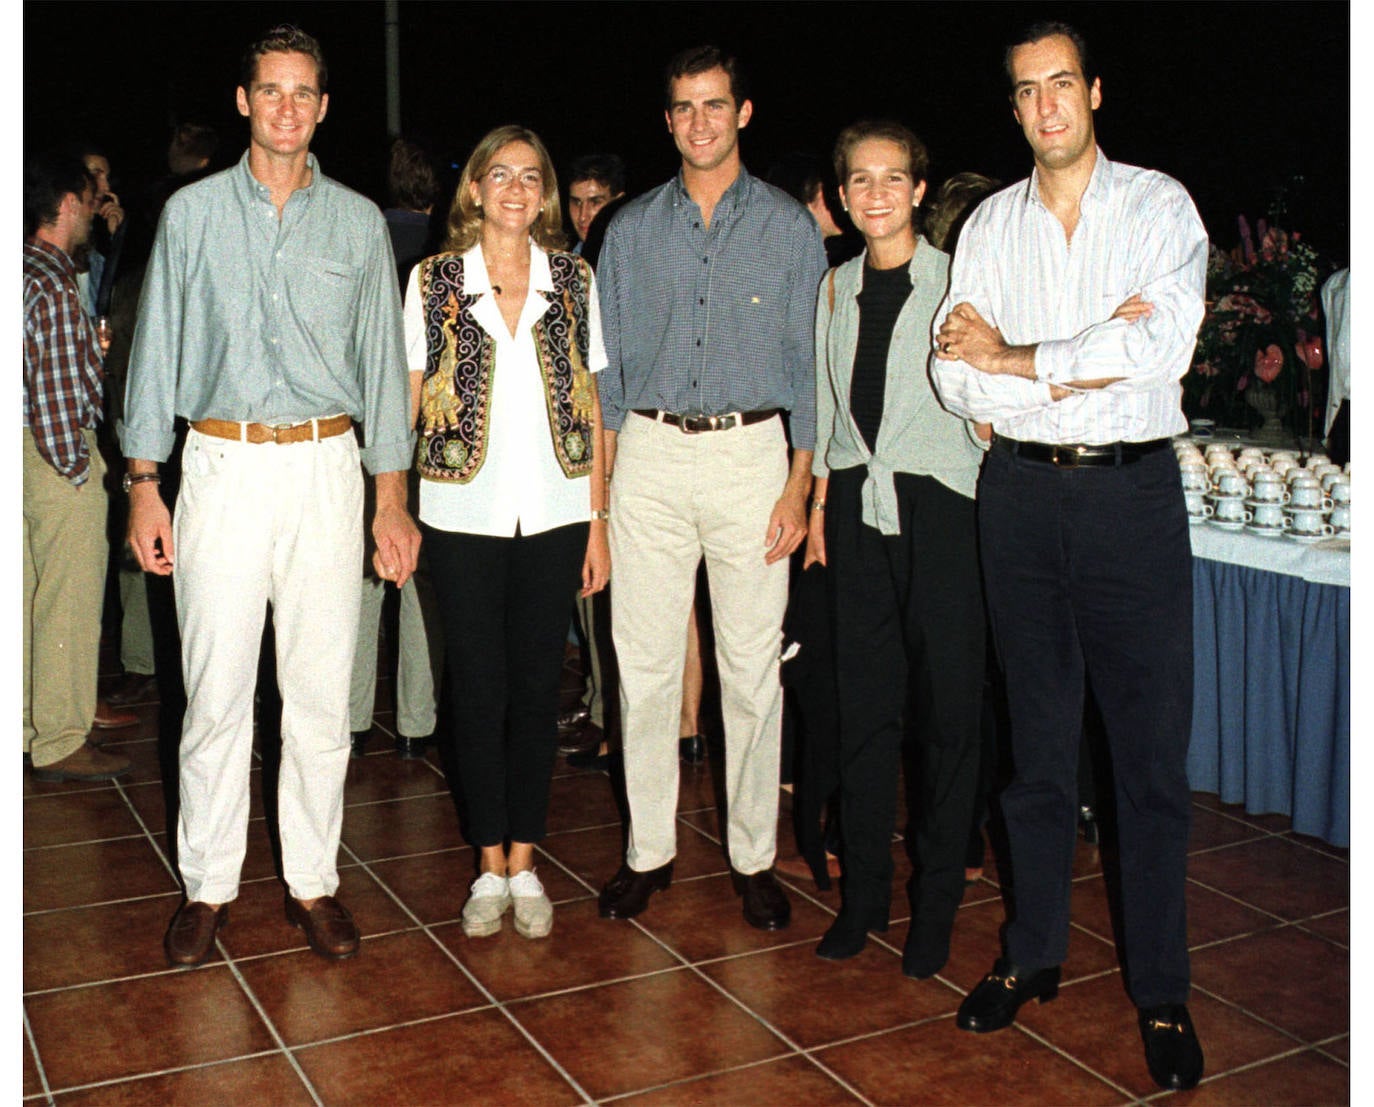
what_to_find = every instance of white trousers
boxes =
[609,413,789,874]
[349,571,440,737]
[173,428,363,904]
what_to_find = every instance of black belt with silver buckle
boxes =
[633,408,779,434]
[994,435,1171,468]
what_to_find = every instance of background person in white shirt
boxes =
[930,21,1207,1093]
[406,125,609,941]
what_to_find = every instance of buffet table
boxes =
[1186,524,1350,846]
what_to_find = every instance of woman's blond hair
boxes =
[443,124,568,253]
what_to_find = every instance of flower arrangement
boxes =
[1184,214,1327,435]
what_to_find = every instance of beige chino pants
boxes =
[172,427,362,904]
[23,429,108,766]
[609,413,789,875]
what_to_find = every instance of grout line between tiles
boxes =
[22,1004,56,1106]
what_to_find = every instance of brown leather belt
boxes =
[633,408,779,434]
[190,414,353,445]
[994,434,1171,468]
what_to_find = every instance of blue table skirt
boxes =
[1188,558,1350,847]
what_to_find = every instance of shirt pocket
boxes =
[294,256,363,336]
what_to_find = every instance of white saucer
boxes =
[1284,531,1330,544]
[1245,524,1284,538]
[1245,497,1287,508]
[1209,519,1246,531]
[1188,513,1209,526]
[1208,490,1247,500]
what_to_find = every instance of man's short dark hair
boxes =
[388,137,441,212]
[240,24,328,93]
[1004,20,1095,92]
[169,123,220,174]
[24,150,93,238]
[663,45,748,110]
[567,154,626,196]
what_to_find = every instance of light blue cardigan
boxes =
[812,237,987,535]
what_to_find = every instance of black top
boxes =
[849,260,912,453]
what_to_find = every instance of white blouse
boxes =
[404,241,607,537]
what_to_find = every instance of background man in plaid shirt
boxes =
[23,149,133,783]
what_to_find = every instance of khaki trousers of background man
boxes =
[23,428,108,766]
[609,412,790,876]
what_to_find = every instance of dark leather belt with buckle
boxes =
[994,434,1171,468]
[633,409,779,434]
[191,415,353,445]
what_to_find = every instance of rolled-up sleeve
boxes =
[122,209,184,464]
[595,218,628,432]
[354,220,415,474]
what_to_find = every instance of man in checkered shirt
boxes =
[23,150,132,783]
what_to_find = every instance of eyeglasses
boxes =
[484,165,544,190]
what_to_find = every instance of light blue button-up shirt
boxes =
[123,151,414,474]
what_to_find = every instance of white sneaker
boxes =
[461,872,511,937]
[508,869,553,939]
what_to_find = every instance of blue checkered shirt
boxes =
[595,166,826,450]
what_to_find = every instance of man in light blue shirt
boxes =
[123,24,419,969]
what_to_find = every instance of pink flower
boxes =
[1254,344,1284,383]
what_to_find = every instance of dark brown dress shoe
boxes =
[598,861,673,919]
[105,673,158,707]
[1139,1003,1204,1090]
[395,733,430,760]
[30,742,132,783]
[285,893,360,959]
[956,957,1060,1032]
[557,704,591,735]
[93,699,139,729]
[733,868,791,930]
[164,901,228,966]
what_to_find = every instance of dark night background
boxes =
[25,1,1351,265]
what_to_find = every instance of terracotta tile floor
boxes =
[23,647,1349,1105]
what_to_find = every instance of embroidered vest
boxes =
[415,251,596,482]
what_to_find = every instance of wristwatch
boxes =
[122,472,161,493]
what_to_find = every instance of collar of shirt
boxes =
[1023,145,1109,214]
[462,239,556,341]
[25,238,78,281]
[669,162,753,225]
[232,149,321,212]
[460,238,554,297]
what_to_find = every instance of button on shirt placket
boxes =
[688,204,711,405]
[258,182,306,415]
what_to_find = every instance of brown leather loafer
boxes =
[285,893,360,959]
[93,698,139,729]
[164,901,228,966]
[30,742,131,783]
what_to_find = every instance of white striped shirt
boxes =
[930,149,1207,444]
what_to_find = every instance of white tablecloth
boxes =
[1188,523,1350,586]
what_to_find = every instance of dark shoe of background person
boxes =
[164,901,228,966]
[1138,1003,1204,1091]
[557,704,591,736]
[901,918,953,980]
[598,861,674,919]
[1079,804,1100,846]
[559,721,602,756]
[93,699,139,729]
[285,893,360,959]
[105,672,158,707]
[678,734,706,763]
[815,913,876,960]
[956,958,1061,1032]
[732,868,791,930]
[30,742,132,783]
[567,742,611,771]
[775,852,842,885]
[350,731,370,759]
[395,733,430,760]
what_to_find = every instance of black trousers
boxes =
[826,468,985,956]
[979,443,1193,1007]
[425,521,588,847]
